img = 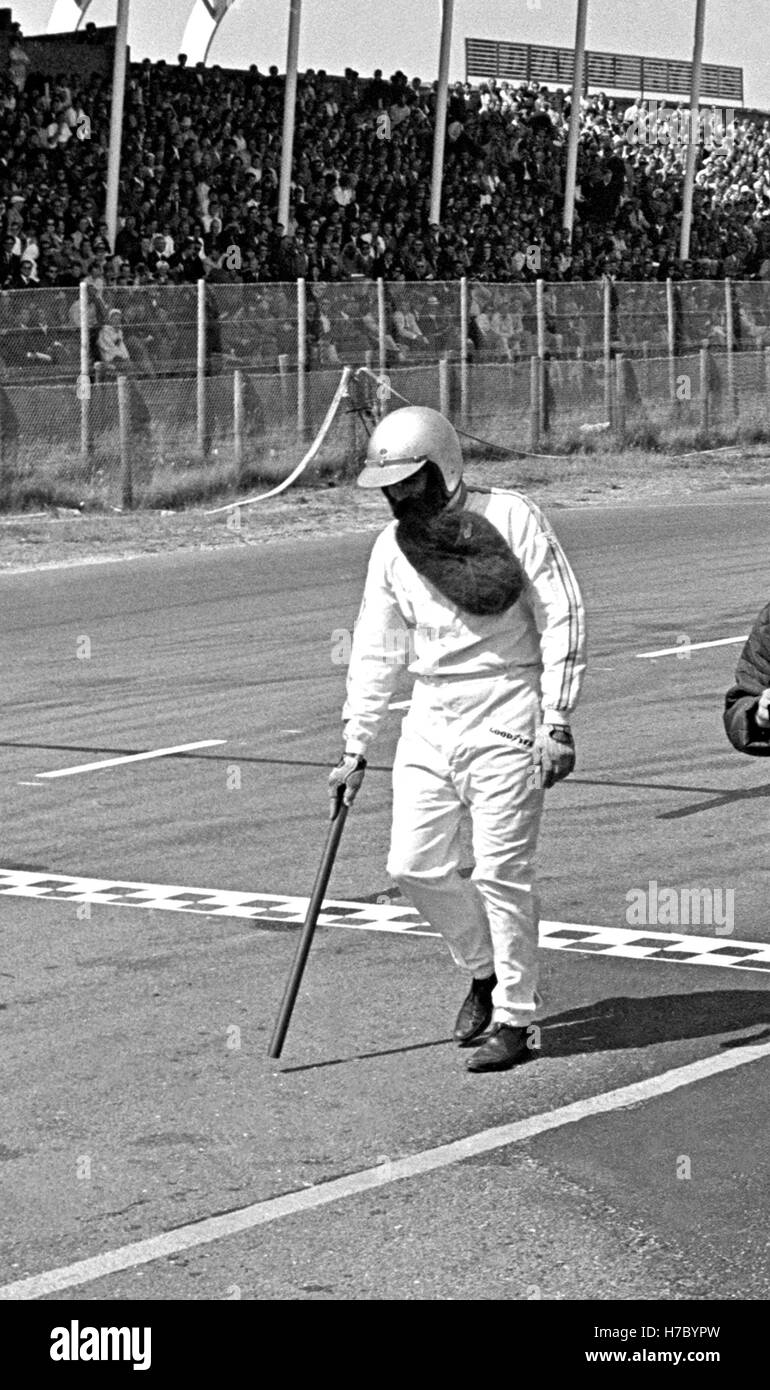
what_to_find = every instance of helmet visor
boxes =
[357,455,427,489]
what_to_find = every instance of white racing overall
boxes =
[343,486,586,1027]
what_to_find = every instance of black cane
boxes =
[267,797,349,1059]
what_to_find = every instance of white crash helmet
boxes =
[358,405,464,496]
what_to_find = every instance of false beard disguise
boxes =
[391,467,525,618]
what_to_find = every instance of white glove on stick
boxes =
[328,753,367,817]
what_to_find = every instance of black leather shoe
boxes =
[453,973,496,1044]
[466,1023,531,1072]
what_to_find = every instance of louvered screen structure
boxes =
[465,39,743,102]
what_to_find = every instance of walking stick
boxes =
[267,796,349,1059]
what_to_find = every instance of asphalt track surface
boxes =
[1,496,769,1303]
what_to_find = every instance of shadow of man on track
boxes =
[539,990,770,1056]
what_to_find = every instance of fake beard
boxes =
[390,465,525,618]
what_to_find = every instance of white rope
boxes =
[206,366,353,514]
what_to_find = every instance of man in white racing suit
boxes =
[329,406,586,1071]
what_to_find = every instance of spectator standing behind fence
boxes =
[96,309,131,376]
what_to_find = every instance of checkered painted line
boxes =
[1,868,770,973]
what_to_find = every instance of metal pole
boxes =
[377,277,387,416]
[724,276,735,419]
[666,277,677,405]
[538,356,549,437]
[79,279,91,463]
[536,278,546,359]
[459,276,469,426]
[278,0,302,235]
[297,276,308,438]
[233,368,244,479]
[529,355,540,451]
[603,275,612,424]
[680,0,707,261]
[699,346,710,431]
[615,353,626,442]
[439,356,450,417]
[197,278,207,456]
[117,374,132,509]
[429,0,454,227]
[278,351,290,424]
[105,0,131,253]
[562,0,589,240]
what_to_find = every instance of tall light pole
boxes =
[562,0,589,241]
[429,0,455,227]
[679,0,707,262]
[105,0,130,252]
[278,0,302,236]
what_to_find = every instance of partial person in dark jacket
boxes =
[723,602,770,754]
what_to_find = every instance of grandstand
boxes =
[2,11,770,296]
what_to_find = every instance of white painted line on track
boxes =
[36,740,226,779]
[2,1038,769,1301]
[636,635,748,659]
[2,870,769,972]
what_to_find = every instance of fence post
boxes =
[699,347,710,432]
[439,356,450,417]
[196,278,207,457]
[603,275,613,426]
[346,373,358,472]
[538,355,549,437]
[0,389,7,507]
[724,277,736,419]
[117,375,132,510]
[529,355,540,451]
[233,368,244,480]
[536,278,545,361]
[377,277,387,414]
[615,353,626,443]
[765,346,770,415]
[79,279,92,465]
[666,277,677,409]
[278,352,290,425]
[459,276,469,426]
[297,276,308,439]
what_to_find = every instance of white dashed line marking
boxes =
[36,740,226,779]
[636,635,747,659]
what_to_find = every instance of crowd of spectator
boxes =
[2,24,770,379]
[3,27,770,292]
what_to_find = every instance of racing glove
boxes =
[755,688,770,729]
[328,752,367,818]
[531,724,576,790]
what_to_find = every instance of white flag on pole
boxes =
[47,0,93,34]
[180,0,238,65]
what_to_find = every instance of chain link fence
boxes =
[5,279,770,384]
[2,278,770,509]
